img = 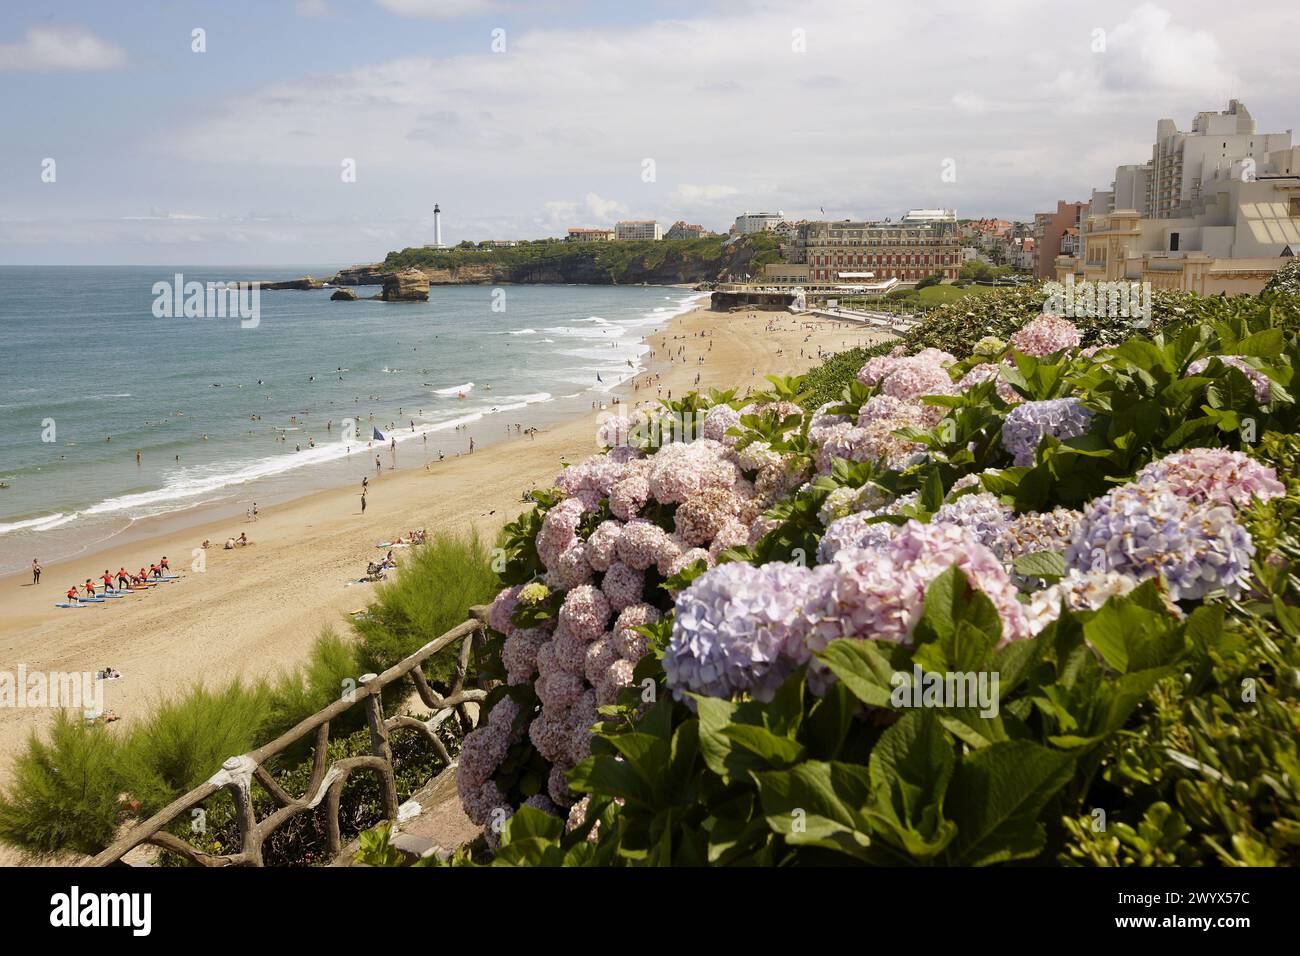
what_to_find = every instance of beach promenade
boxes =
[0,307,892,787]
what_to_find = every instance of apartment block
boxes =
[614,220,662,241]
[1058,101,1300,294]
[731,212,785,235]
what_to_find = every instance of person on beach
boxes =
[237,533,248,547]
[117,567,130,589]
[67,585,79,603]
[160,556,169,573]
[102,570,115,591]
[138,567,148,582]
[469,437,475,454]
[84,579,96,598]
[32,559,41,585]
[150,563,161,579]
[375,455,381,475]
[361,490,367,514]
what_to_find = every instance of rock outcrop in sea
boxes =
[381,268,430,302]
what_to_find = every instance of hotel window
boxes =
[1169,232,1180,252]
[1290,198,1300,217]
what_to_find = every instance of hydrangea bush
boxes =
[437,303,1300,868]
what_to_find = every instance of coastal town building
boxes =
[664,220,710,240]
[566,227,615,242]
[614,220,662,241]
[731,211,785,235]
[1056,168,1300,294]
[1032,201,1088,278]
[1090,101,1293,220]
[780,213,962,283]
[1057,101,1300,294]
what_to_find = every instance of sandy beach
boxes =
[0,307,892,786]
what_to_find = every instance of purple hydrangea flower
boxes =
[664,561,820,703]
[1001,397,1094,466]
[1065,482,1255,600]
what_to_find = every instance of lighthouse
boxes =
[433,203,443,248]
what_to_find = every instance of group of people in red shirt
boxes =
[65,556,170,603]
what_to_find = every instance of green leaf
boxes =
[695,679,805,784]
[919,469,945,513]
[1080,581,1182,673]
[867,711,958,859]
[567,754,655,806]
[1234,329,1284,358]
[947,741,1076,866]
[753,761,875,861]
[818,639,899,708]
[803,681,857,760]
[1011,550,1066,583]
[719,724,806,769]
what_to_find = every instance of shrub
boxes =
[352,529,500,683]
[117,680,275,816]
[797,340,895,410]
[0,715,126,858]
[267,628,362,739]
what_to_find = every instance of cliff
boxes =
[331,234,782,287]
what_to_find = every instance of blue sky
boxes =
[2,0,1297,264]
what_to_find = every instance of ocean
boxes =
[0,266,703,575]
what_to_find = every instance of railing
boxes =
[87,607,491,867]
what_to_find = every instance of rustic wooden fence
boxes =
[87,607,490,867]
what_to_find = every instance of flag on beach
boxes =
[372,426,384,441]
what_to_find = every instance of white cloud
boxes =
[675,184,740,201]
[0,25,128,72]
[1095,3,1239,96]
[374,0,497,19]
[295,0,334,18]
[583,193,628,221]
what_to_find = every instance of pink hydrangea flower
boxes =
[1009,314,1081,357]
[1135,448,1284,508]
[601,560,645,611]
